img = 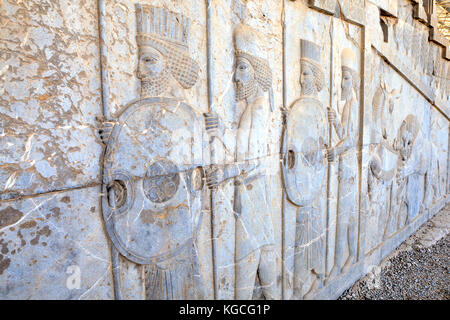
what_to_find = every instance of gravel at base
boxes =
[339,205,450,300]
[339,235,449,300]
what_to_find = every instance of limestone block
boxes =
[338,0,366,25]
[0,0,103,200]
[308,0,337,15]
[0,187,114,299]
[368,0,398,17]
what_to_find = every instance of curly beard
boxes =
[236,78,257,101]
[341,85,353,101]
[140,68,171,97]
[301,80,317,96]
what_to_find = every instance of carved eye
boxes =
[144,57,156,64]
[239,64,247,71]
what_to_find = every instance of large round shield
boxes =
[282,97,328,206]
[102,97,204,265]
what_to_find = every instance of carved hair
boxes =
[301,58,325,92]
[137,35,199,89]
[233,24,272,92]
[135,5,199,89]
[236,50,272,92]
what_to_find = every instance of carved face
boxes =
[341,69,353,99]
[234,56,257,100]
[137,46,166,79]
[300,62,315,95]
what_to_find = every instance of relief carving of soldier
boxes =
[281,40,328,300]
[100,4,205,300]
[204,24,279,300]
[327,48,360,278]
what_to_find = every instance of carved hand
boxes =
[205,165,225,189]
[326,146,336,163]
[280,106,288,124]
[327,107,337,124]
[97,117,115,145]
[203,112,221,138]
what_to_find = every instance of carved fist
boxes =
[97,117,115,145]
[327,107,337,124]
[205,165,224,189]
[280,106,288,123]
[326,147,335,163]
[203,112,221,138]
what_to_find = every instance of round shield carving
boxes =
[101,97,204,265]
[282,97,328,207]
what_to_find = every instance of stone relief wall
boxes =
[0,0,448,300]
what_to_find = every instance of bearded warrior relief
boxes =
[281,40,328,300]
[99,5,205,300]
[204,24,279,300]
[327,48,360,278]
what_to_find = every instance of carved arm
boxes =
[205,159,259,189]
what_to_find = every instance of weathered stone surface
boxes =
[0,0,448,300]
[0,187,113,299]
[0,0,103,200]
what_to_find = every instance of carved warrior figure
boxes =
[281,40,328,300]
[328,48,360,277]
[204,24,279,300]
[100,5,205,300]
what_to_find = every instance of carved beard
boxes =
[301,80,317,96]
[140,68,171,97]
[341,86,352,101]
[236,78,257,101]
